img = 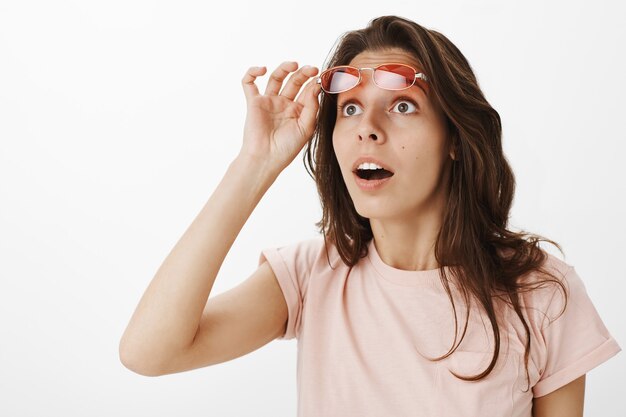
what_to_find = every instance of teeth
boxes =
[358,162,384,170]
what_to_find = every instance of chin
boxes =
[352,201,392,220]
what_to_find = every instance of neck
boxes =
[369,203,443,271]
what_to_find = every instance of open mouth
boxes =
[355,168,394,180]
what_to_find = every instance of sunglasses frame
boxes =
[316,62,429,94]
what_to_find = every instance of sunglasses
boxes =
[316,63,429,94]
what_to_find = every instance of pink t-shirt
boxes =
[258,237,621,417]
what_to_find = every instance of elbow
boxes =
[118,339,166,377]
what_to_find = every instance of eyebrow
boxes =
[338,85,426,104]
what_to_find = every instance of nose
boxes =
[357,108,386,143]
[357,95,386,144]
[355,75,386,144]
[359,129,380,142]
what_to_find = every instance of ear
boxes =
[446,126,458,161]
[449,144,457,161]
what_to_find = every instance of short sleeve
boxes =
[258,238,323,340]
[532,265,622,397]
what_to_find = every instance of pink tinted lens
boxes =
[320,66,360,93]
[373,64,415,90]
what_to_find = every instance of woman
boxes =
[119,15,621,417]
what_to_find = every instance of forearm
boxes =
[119,153,278,371]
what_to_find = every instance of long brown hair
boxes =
[302,15,568,388]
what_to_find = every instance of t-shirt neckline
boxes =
[366,238,449,287]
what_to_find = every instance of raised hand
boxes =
[239,61,321,174]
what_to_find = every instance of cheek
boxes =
[331,135,348,173]
[332,128,351,156]
[397,122,448,157]
[395,143,444,182]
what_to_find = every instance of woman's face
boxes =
[332,48,454,223]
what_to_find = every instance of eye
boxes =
[337,102,363,117]
[391,99,418,114]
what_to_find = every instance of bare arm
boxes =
[532,374,585,417]
[118,61,321,376]
[119,154,277,375]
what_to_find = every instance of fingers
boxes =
[242,61,320,104]
[280,65,319,100]
[263,61,299,95]
[296,78,322,135]
[241,66,267,102]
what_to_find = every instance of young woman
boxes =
[120,15,621,417]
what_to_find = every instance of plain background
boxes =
[1,0,624,415]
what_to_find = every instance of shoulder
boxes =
[516,249,574,291]
[541,251,574,278]
[514,249,585,330]
[522,252,620,397]
[258,235,344,273]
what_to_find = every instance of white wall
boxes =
[1,0,624,415]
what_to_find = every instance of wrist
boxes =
[228,153,282,193]
[231,152,281,185]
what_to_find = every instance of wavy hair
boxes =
[302,15,568,388]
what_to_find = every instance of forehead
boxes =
[345,48,430,97]
[348,48,423,70]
